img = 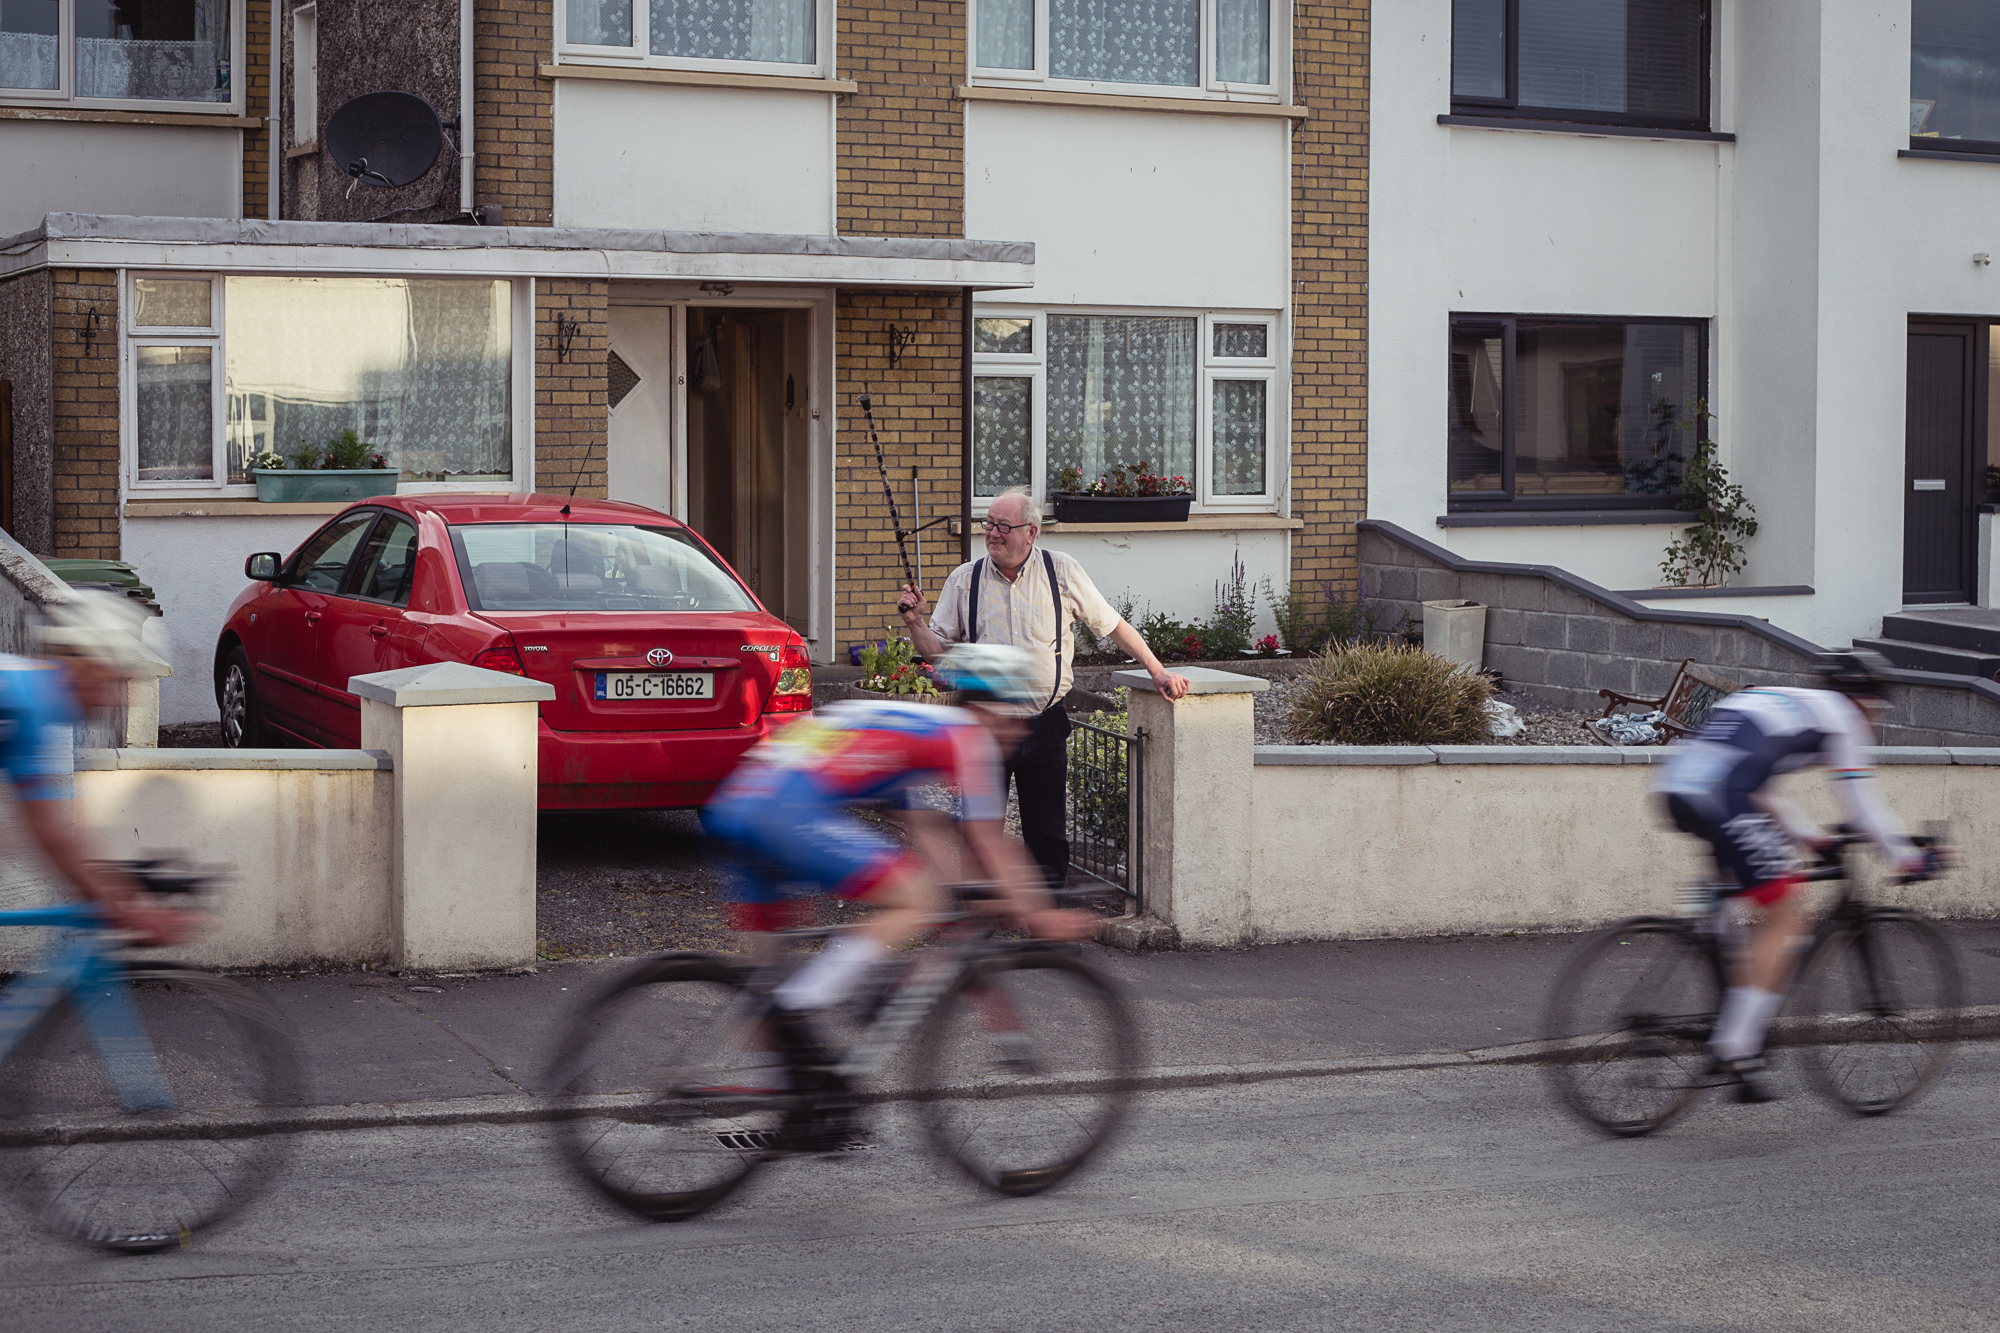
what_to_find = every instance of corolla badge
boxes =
[646,647,674,668]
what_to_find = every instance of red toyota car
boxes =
[214,493,812,809]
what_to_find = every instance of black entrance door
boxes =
[1904,323,1979,604]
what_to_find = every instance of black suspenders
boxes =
[965,550,1064,712]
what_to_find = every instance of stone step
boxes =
[1880,611,2000,656]
[1853,636,2000,681]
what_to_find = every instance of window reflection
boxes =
[1913,0,2000,147]
[76,0,232,103]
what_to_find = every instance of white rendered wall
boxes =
[124,513,342,725]
[1036,527,1287,639]
[0,122,240,237]
[552,81,834,233]
[964,102,1289,310]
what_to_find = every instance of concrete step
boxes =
[1854,636,2000,681]
[1881,610,2000,656]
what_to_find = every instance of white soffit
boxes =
[0,214,1036,289]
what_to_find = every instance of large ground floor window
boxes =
[128,273,517,489]
[972,306,1280,510]
[1448,314,1704,509]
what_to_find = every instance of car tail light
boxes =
[765,642,812,714]
[472,644,526,676]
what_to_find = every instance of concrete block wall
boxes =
[0,269,53,555]
[1359,519,2000,746]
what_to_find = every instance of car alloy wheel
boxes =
[221,659,254,747]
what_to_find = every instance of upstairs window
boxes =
[1448,315,1703,511]
[562,0,822,74]
[0,0,240,110]
[1912,0,2000,154]
[971,0,1278,98]
[1450,0,1708,131]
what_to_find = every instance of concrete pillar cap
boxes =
[349,662,556,707]
[1112,666,1270,695]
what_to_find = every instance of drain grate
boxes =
[713,1128,874,1153]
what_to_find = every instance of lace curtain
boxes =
[224,278,513,483]
[1215,0,1269,84]
[136,347,214,481]
[652,0,814,63]
[1046,315,1196,484]
[568,0,633,46]
[973,377,1032,496]
[1212,380,1266,495]
[1,0,230,100]
[1051,0,1198,86]
[0,32,56,90]
[976,0,1033,70]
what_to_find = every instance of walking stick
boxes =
[858,393,921,597]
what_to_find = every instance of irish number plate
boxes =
[596,671,713,701]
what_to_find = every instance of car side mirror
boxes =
[245,552,282,582]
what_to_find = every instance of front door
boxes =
[1905,322,1980,604]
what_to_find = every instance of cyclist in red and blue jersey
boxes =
[1656,650,1937,1096]
[4,592,188,945]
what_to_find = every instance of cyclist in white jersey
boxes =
[1655,651,1936,1097]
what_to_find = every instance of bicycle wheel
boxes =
[548,954,783,1222]
[910,945,1139,1196]
[1786,910,1962,1116]
[1542,918,1722,1137]
[0,965,298,1253]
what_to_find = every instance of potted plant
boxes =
[857,635,946,702]
[1050,461,1193,523]
[252,430,399,503]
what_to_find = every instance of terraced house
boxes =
[0,0,1367,725]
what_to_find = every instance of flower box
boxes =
[1050,493,1193,524]
[253,469,399,503]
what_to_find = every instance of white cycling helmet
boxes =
[938,643,1042,705]
[35,589,154,676]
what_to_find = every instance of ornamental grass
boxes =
[1286,641,1494,746]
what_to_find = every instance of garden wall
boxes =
[1358,519,2000,746]
[1121,669,2000,948]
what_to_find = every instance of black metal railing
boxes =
[1066,718,1142,907]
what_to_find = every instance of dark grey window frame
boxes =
[1447,313,1708,513]
[1450,0,1712,134]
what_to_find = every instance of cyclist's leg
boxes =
[1707,804,1805,1076]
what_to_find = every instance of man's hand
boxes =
[1151,667,1191,701]
[897,583,929,621]
[1024,906,1097,942]
[105,898,203,947]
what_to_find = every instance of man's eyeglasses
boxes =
[978,517,1033,535]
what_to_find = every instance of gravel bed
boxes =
[1253,678,1605,747]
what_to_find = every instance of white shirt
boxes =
[927,546,1122,715]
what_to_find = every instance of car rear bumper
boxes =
[537,715,801,810]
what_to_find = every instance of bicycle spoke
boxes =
[1786,913,1962,1116]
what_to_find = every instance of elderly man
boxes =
[897,486,1190,889]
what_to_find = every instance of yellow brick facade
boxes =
[50,271,120,560]
[475,0,557,226]
[836,0,967,237]
[535,280,610,496]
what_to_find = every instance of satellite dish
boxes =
[324,91,444,189]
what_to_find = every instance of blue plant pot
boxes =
[253,469,399,502]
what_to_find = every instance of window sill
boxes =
[1436,509,1697,528]
[1042,514,1302,534]
[0,105,261,130]
[1899,147,2000,164]
[539,62,857,95]
[1438,114,1732,144]
[285,140,319,159]
[960,84,1307,120]
[125,498,353,518]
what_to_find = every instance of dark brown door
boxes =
[1905,323,1979,603]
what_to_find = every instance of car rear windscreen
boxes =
[449,523,759,612]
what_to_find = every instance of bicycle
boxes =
[547,886,1141,1222]
[1543,832,1962,1137]
[0,860,299,1252]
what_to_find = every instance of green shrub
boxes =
[1067,687,1129,845]
[1287,642,1494,745]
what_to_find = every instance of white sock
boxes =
[1710,986,1783,1063]
[775,935,889,1012]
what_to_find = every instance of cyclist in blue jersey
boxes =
[4,592,187,945]
[1656,650,1939,1098]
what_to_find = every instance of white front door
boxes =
[606,306,677,514]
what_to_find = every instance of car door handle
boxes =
[369,624,389,637]
[304,611,323,625]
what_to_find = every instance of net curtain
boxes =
[651,0,814,63]
[1,0,232,99]
[1046,315,1197,485]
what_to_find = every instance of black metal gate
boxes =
[1065,719,1143,907]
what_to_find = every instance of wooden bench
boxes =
[1593,658,1741,743]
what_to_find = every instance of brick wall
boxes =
[50,271,120,560]
[535,280,608,495]
[242,0,273,218]
[475,0,555,226]
[835,291,964,648]
[836,0,965,237]
[1288,3,1369,597]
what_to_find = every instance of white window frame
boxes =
[555,0,833,80]
[122,271,534,497]
[0,0,247,115]
[970,305,1284,515]
[967,0,1283,102]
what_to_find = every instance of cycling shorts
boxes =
[1662,792,1802,906]
[703,774,920,925]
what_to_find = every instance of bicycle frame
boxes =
[0,904,176,1113]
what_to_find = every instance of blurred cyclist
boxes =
[1655,650,1937,1099]
[7,592,187,945]
[700,644,1095,1134]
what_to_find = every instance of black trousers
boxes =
[1007,705,1072,890]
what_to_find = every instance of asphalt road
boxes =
[7,1042,1999,1330]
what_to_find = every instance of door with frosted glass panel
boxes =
[606,306,677,515]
